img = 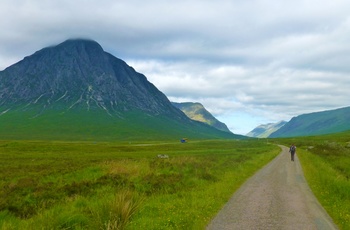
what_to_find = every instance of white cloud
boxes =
[1,0,350,134]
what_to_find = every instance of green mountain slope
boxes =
[0,108,238,141]
[269,106,350,138]
[172,102,231,133]
[246,121,286,138]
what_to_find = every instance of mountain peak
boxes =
[172,102,232,133]
[246,121,287,138]
[56,38,104,52]
[62,38,100,44]
[0,39,184,118]
[43,38,106,65]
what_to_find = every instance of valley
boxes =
[0,39,349,229]
[1,134,349,229]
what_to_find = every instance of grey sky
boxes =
[1,0,350,134]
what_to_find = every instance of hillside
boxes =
[0,39,241,141]
[246,121,286,138]
[269,106,350,138]
[172,102,231,133]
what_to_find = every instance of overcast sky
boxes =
[1,0,350,134]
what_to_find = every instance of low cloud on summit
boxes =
[1,0,350,134]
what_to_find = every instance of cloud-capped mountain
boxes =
[246,121,287,138]
[172,102,231,133]
[0,39,240,140]
[269,106,350,138]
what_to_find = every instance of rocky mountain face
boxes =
[246,121,287,138]
[0,39,185,119]
[0,39,240,140]
[172,102,231,133]
[269,106,350,138]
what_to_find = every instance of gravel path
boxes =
[207,145,338,230]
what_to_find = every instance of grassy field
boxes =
[0,139,279,229]
[0,109,240,141]
[272,131,350,229]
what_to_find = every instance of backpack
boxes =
[290,146,296,152]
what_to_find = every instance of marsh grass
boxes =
[127,149,278,229]
[88,190,144,230]
[0,139,279,229]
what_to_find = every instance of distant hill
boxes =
[0,39,242,141]
[172,102,231,133]
[246,121,287,138]
[269,106,350,138]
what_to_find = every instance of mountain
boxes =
[269,106,350,138]
[0,39,241,141]
[172,102,231,133]
[246,121,287,138]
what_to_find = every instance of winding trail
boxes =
[207,145,338,230]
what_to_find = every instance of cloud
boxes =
[1,0,350,134]
[129,58,350,122]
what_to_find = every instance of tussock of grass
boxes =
[88,190,144,230]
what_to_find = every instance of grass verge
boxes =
[297,147,350,229]
[272,132,350,229]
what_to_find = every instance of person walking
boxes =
[289,144,296,161]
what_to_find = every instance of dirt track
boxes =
[207,145,338,230]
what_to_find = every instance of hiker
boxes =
[289,144,296,161]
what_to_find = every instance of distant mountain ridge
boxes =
[246,121,286,138]
[269,106,350,137]
[0,39,241,140]
[172,102,231,133]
